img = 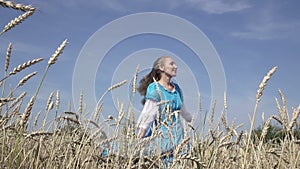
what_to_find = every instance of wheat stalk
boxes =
[9,58,43,75]
[9,91,26,109]
[256,66,278,102]
[287,105,300,132]
[19,96,35,129]
[5,43,12,72]
[244,66,278,168]
[33,111,41,128]
[0,97,14,103]
[0,58,43,83]
[0,10,35,35]
[16,71,37,88]
[55,90,60,111]
[34,39,68,101]
[0,0,35,11]
[108,80,128,92]
[260,115,274,141]
[45,92,54,111]
[132,64,139,94]
[26,131,53,138]
[78,91,83,114]
[48,39,68,66]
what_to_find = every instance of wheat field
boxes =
[1,2,299,169]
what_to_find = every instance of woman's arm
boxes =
[180,103,193,122]
[136,99,158,138]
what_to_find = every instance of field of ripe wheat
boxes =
[1,2,299,169]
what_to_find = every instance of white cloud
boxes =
[184,0,252,14]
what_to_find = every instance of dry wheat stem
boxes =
[272,115,284,125]
[0,0,35,11]
[0,10,35,35]
[26,131,53,138]
[64,111,79,120]
[98,80,127,105]
[244,66,278,168]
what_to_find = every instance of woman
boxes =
[137,56,193,157]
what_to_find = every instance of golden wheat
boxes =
[19,96,35,128]
[256,66,278,102]
[16,71,37,88]
[5,43,12,72]
[0,10,35,35]
[48,39,68,66]
[55,90,60,111]
[9,91,26,109]
[9,58,43,76]
[0,0,35,11]
[287,105,300,132]
[132,64,139,94]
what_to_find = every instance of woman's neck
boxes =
[158,76,173,90]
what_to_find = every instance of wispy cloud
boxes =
[183,0,252,14]
[231,2,300,40]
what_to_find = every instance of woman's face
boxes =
[161,57,177,77]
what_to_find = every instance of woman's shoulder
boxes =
[147,82,159,90]
[146,82,161,101]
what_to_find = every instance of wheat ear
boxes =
[260,115,274,141]
[9,58,43,75]
[0,0,35,11]
[48,39,68,66]
[34,39,68,100]
[243,66,278,168]
[9,91,26,109]
[0,58,43,83]
[287,105,300,132]
[78,91,83,114]
[16,71,37,88]
[0,97,15,103]
[5,43,12,72]
[19,96,35,129]
[0,10,35,35]
[132,64,139,94]
[256,66,278,102]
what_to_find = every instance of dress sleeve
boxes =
[180,103,193,122]
[136,99,158,130]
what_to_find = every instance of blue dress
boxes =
[143,81,184,154]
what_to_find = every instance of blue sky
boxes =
[1,0,299,130]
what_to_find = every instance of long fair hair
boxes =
[138,56,170,104]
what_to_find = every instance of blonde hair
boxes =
[137,56,170,104]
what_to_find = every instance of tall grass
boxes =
[1,2,299,169]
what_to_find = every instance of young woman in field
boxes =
[137,56,193,162]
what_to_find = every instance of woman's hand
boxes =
[138,128,147,138]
